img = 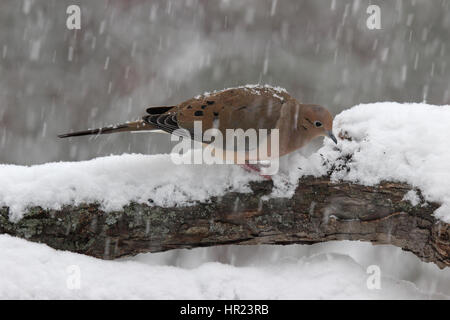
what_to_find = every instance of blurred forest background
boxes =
[0,0,449,165]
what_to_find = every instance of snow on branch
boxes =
[0,177,448,268]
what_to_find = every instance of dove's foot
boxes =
[239,163,272,180]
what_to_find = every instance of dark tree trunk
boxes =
[0,176,448,268]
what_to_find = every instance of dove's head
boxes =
[301,104,337,144]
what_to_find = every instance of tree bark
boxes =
[0,176,448,268]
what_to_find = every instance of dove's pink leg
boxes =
[239,163,272,180]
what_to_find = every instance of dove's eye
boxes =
[314,121,322,128]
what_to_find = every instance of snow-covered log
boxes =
[0,176,448,268]
[0,102,449,268]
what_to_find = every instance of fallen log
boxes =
[0,176,448,268]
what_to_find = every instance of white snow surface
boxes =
[0,101,449,222]
[0,153,257,221]
[0,235,448,299]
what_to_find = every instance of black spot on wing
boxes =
[194,110,203,116]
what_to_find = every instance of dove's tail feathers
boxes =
[58,120,157,138]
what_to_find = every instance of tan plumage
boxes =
[59,85,337,163]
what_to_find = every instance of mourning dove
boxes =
[59,85,337,176]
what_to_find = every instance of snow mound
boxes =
[0,154,257,221]
[330,102,450,222]
[0,235,446,299]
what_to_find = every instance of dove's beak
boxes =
[327,131,338,144]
